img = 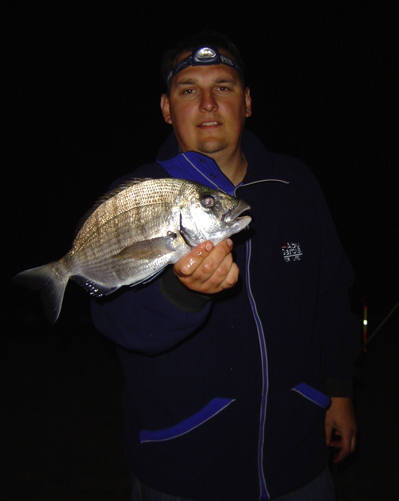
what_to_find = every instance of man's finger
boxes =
[175,239,233,281]
[174,241,215,278]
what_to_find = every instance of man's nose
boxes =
[200,91,218,112]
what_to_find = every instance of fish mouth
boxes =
[224,200,251,224]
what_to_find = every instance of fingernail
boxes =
[226,238,233,249]
[205,242,213,252]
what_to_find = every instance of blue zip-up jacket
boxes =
[91,130,360,500]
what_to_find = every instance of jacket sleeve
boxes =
[313,182,361,388]
[91,268,212,355]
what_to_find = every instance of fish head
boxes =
[179,184,252,247]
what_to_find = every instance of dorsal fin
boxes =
[74,177,151,236]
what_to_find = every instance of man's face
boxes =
[161,52,252,160]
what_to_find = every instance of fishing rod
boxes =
[364,300,399,348]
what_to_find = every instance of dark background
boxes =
[3,1,398,499]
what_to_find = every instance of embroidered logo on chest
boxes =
[281,242,303,262]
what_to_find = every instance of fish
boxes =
[13,177,251,324]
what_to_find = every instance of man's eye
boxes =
[182,89,194,94]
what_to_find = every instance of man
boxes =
[91,32,359,500]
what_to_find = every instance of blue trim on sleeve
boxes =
[291,383,331,409]
[140,397,235,443]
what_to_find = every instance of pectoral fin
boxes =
[117,234,178,261]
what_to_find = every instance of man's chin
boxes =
[197,139,228,155]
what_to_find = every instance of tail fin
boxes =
[12,263,68,324]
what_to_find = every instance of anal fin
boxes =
[71,276,120,297]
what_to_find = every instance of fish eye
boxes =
[200,194,216,208]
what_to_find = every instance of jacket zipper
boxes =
[245,238,270,499]
[236,180,289,500]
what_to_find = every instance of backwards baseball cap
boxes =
[166,46,245,89]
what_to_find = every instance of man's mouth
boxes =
[199,121,220,127]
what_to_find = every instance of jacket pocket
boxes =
[139,397,235,444]
[291,383,331,409]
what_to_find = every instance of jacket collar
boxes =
[157,129,288,194]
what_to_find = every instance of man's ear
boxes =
[245,87,252,118]
[160,94,172,124]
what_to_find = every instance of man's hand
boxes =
[173,239,239,294]
[325,397,357,463]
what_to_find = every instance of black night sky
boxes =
[3,1,399,499]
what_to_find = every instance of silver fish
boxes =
[13,178,251,324]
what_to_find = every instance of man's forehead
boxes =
[172,63,241,86]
